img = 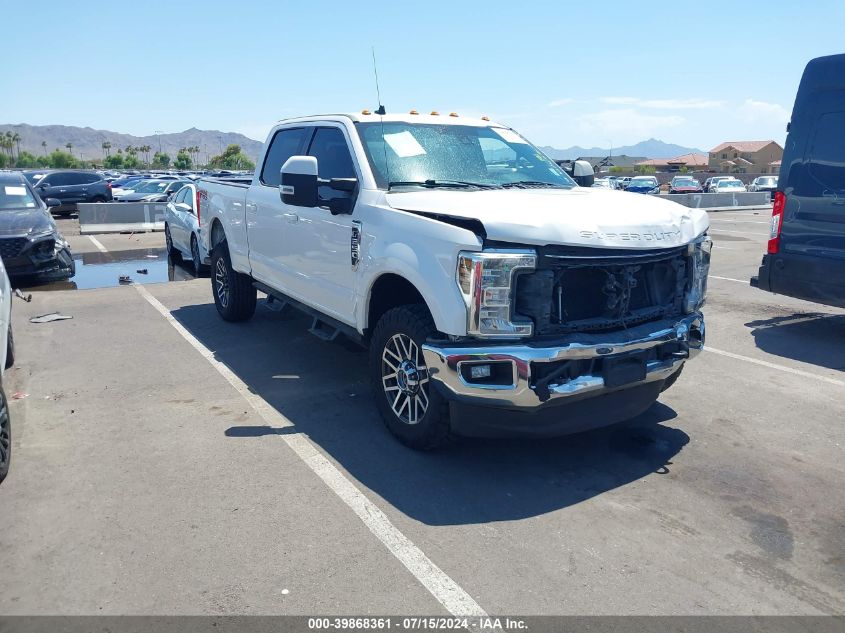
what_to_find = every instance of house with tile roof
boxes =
[708,140,783,174]
[635,152,709,172]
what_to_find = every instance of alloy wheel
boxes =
[214,258,230,308]
[381,333,429,425]
[0,396,9,471]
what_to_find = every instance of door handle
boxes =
[245,202,258,213]
[282,212,299,223]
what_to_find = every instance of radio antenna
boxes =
[371,46,390,187]
[372,47,386,115]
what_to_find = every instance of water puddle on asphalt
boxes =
[19,248,203,291]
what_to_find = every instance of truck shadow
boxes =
[746,312,845,373]
[171,301,689,526]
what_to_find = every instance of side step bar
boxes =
[252,281,363,344]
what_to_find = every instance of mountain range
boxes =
[538,138,703,160]
[0,124,702,164]
[0,123,265,164]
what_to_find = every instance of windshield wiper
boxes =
[388,179,498,191]
[499,181,568,189]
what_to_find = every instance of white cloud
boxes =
[600,97,725,109]
[547,98,575,107]
[738,98,790,123]
[600,97,639,105]
[577,109,685,144]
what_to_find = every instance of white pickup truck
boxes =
[198,112,710,449]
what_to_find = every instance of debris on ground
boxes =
[136,269,148,275]
[12,392,28,400]
[118,275,132,284]
[13,289,32,302]
[30,313,73,324]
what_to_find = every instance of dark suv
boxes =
[752,53,845,308]
[29,170,112,216]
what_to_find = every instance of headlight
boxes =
[457,250,536,337]
[685,234,712,313]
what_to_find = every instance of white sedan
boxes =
[714,179,747,193]
[164,183,209,272]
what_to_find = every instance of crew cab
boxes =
[198,113,710,449]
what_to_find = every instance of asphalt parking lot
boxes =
[0,209,843,616]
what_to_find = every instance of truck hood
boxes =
[385,187,709,248]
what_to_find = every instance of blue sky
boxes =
[4,0,842,151]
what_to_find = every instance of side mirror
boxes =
[174,202,193,213]
[328,178,357,193]
[45,198,61,208]
[327,197,353,215]
[280,155,318,207]
[572,159,595,187]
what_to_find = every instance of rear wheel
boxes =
[369,305,451,450]
[91,196,106,203]
[191,234,205,273]
[211,241,256,322]
[0,386,10,483]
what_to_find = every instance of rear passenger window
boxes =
[261,128,309,186]
[807,111,845,193]
[83,173,101,184]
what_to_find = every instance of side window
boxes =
[307,127,356,202]
[65,173,87,185]
[49,173,72,186]
[83,173,101,184]
[261,128,309,186]
[806,111,845,195]
[479,137,517,169]
[173,187,188,204]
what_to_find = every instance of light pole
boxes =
[155,130,164,154]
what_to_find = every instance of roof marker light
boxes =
[361,109,371,115]
[430,111,439,116]
[409,110,419,115]
[481,116,490,121]
[449,112,459,117]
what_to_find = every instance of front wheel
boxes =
[210,241,256,322]
[0,386,10,483]
[369,305,451,450]
[5,325,14,369]
[165,224,179,257]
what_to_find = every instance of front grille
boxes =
[0,238,28,260]
[515,245,688,335]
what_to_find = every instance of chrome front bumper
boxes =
[422,313,705,409]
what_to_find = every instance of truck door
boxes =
[777,91,845,303]
[281,125,359,325]
[245,126,309,286]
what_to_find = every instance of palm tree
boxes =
[11,133,21,160]
[41,140,47,156]
[2,132,12,162]
[102,141,111,157]
[65,142,73,156]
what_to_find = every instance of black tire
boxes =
[369,304,451,450]
[164,224,179,258]
[211,241,256,322]
[5,326,14,370]
[191,234,205,274]
[660,364,684,393]
[0,385,10,484]
[91,196,106,203]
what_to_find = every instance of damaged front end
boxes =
[0,231,76,281]
[422,235,710,413]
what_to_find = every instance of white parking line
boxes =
[705,346,845,387]
[709,219,768,225]
[87,236,109,253]
[709,275,749,283]
[133,284,487,619]
[709,228,766,238]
